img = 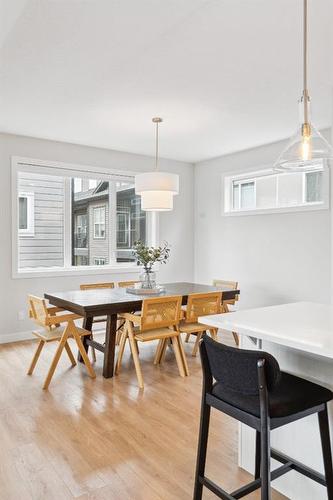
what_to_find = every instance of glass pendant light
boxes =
[135,118,179,211]
[274,0,333,172]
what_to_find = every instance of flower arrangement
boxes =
[133,241,170,288]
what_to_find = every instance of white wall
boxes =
[194,132,332,309]
[0,133,194,341]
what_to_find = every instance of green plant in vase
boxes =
[133,241,170,289]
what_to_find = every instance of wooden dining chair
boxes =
[213,279,239,346]
[180,292,222,357]
[117,280,139,288]
[116,280,141,343]
[27,295,96,390]
[115,295,189,389]
[79,282,115,360]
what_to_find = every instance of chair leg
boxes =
[43,335,68,390]
[192,332,203,357]
[159,338,168,364]
[64,341,77,367]
[27,340,45,375]
[115,330,127,375]
[232,331,239,346]
[209,328,218,340]
[255,430,261,480]
[193,399,211,500]
[127,322,144,389]
[177,336,189,376]
[171,337,186,378]
[72,328,96,379]
[318,405,333,499]
[260,419,271,500]
[154,339,164,365]
[185,333,191,343]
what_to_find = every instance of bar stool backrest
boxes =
[185,292,222,323]
[201,335,281,395]
[141,296,182,332]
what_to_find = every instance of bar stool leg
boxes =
[193,401,211,500]
[318,405,333,500]
[255,430,261,480]
[260,420,271,500]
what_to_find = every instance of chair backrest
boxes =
[213,279,239,305]
[185,292,222,323]
[80,282,115,290]
[141,296,182,332]
[118,280,139,288]
[201,335,281,395]
[28,295,50,328]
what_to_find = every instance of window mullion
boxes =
[64,177,72,268]
[109,181,117,265]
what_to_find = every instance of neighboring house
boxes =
[18,171,65,268]
[72,179,146,265]
[18,174,146,269]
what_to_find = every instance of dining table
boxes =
[45,281,240,378]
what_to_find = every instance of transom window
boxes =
[224,164,328,215]
[13,158,154,276]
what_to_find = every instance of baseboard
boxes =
[0,330,34,344]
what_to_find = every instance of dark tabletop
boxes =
[45,281,240,317]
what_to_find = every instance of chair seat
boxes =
[212,371,333,419]
[33,325,91,342]
[179,321,213,334]
[134,327,179,342]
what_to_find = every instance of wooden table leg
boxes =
[78,316,93,362]
[103,314,117,378]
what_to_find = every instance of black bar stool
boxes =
[193,335,333,500]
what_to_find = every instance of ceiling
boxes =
[0,0,332,163]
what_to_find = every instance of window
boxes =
[232,181,255,210]
[93,206,106,239]
[94,257,106,265]
[224,164,328,215]
[117,211,130,247]
[74,178,82,193]
[18,192,34,236]
[306,171,323,203]
[13,158,153,276]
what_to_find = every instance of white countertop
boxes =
[199,301,333,359]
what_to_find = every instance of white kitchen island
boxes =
[199,302,333,500]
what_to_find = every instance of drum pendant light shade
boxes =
[135,118,179,211]
[135,172,179,194]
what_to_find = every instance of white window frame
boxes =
[12,156,158,278]
[223,164,329,216]
[18,192,35,236]
[93,206,106,239]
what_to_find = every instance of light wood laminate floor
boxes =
[0,331,287,499]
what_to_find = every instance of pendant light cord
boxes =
[155,120,159,171]
[303,0,309,125]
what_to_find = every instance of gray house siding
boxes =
[18,172,64,268]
